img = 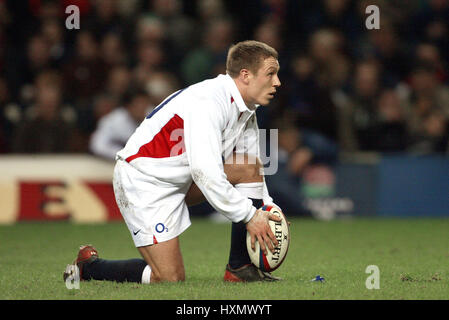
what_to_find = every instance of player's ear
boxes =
[239,68,251,85]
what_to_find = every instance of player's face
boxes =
[247,57,281,106]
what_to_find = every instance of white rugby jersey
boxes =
[116,74,274,223]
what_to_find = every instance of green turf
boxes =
[0,218,448,300]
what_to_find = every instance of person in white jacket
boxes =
[64,40,283,284]
[89,89,153,160]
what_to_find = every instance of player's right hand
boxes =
[246,208,281,256]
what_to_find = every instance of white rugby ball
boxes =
[246,205,290,272]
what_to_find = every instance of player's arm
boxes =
[184,101,279,254]
[183,98,256,223]
[234,114,278,210]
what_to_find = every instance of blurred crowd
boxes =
[0,0,448,163]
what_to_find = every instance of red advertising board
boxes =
[0,155,122,223]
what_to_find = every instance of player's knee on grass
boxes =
[138,239,185,283]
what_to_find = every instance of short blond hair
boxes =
[226,40,278,78]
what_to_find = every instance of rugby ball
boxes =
[246,205,290,272]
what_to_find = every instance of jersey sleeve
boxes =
[234,114,274,205]
[183,98,256,223]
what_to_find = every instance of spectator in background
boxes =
[304,0,361,41]
[407,103,448,154]
[29,0,63,20]
[337,59,416,152]
[62,30,109,150]
[89,89,152,161]
[373,89,408,151]
[356,16,411,85]
[40,18,68,67]
[135,14,165,44]
[258,0,288,25]
[288,52,340,138]
[254,20,283,54]
[0,76,17,153]
[149,0,196,55]
[252,19,286,129]
[0,0,11,77]
[13,85,72,153]
[84,0,124,39]
[264,117,312,216]
[92,93,119,122]
[133,14,178,73]
[105,65,132,102]
[275,29,343,162]
[32,68,64,103]
[63,30,107,107]
[197,0,226,22]
[337,59,382,151]
[73,64,130,140]
[412,0,449,63]
[406,63,449,119]
[100,32,128,69]
[181,18,234,85]
[115,0,140,19]
[144,70,180,106]
[132,40,165,85]
[0,0,448,157]
[404,64,449,154]
[253,18,291,82]
[414,42,448,84]
[19,34,53,101]
[308,28,350,90]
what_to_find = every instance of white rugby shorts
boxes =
[112,159,192,247]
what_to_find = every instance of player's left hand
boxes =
[264,202,291,226]
[246,208,281,256]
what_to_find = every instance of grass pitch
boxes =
[0,217,448,300]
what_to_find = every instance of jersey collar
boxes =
[224,73,258,113]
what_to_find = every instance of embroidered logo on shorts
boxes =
[155,223,168,233]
